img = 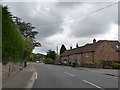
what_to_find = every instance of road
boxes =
[33,63,118,89]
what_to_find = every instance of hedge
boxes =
[2,6,25,64]
[111,63,120,69]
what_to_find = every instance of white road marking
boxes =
[64,72,75,77]
[35,72,38,79]
[82,80,105,90]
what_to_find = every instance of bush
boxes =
[45,58,54,64]
[94,60,101,64]
[86,60,101,65]
[104,66,112,69]
[86,61,94,65]
[111,63,120,69]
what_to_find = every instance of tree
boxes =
[60,44,66,55]
[12,16,41,66]
[9,12,41,66]
[46,50,56,60]
[12,16,41,48]
[22,38,34,67]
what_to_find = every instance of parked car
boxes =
[36,61,39,63]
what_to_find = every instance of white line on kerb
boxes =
[64,72,75,77]
[35,72,38,79]
[82,80,105,90]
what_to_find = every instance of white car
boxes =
[36,61,39,63]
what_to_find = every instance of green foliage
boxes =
[41,57,45,62]
[86,60,101,65]
[111,63,120,69]
[60,44,66,55]
[2,6,41,65]
[104,66,112,69]
[0,5,2,62]
[22,38,34,61]
[2,6,25,63]
[94,60,101,64]
[46,50,56,60]
[15,17,41,47]
[45,58,54,64]
[29,53,46,62]
[86,61,94,65]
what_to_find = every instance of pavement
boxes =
[2,62,36,88]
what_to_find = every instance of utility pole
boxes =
[57,46,58,54]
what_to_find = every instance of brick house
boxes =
[61,39,120,66]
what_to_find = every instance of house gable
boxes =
[94,41,119,61]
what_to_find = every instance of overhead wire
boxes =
[38,2,118,27]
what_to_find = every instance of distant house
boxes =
[61,39,120,66]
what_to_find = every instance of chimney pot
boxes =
[76,43,79,48]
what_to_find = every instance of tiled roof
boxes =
[61,40,120,56]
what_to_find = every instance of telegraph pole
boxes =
[56,46,58,54]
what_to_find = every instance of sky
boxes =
[3,0,119,55]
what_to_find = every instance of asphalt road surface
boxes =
[33,63,118,89]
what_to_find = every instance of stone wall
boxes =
[2,62,24,83]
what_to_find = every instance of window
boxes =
[85,53,89,61]
[85,53,89,57]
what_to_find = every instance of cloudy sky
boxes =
[3,0,119,55]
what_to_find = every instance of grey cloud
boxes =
[6,2,64,39]
[55,2,82,9]
[4,2,118,54]
[70,2,118,38]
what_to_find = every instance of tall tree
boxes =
[12,16,41,47]
[10,14,41,66]
[60,44,66,55]
[46,50,56,60]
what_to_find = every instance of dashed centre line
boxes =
[64,72,75,77]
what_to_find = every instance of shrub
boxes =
[94,60,101,64]
[86,60,101,65]
[86,61,94,65]
[104,66,112,69]
[45,58,54,64]
[111,63,120,69]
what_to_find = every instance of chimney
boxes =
[76,43,79,48]
[93,38,96,43]
[70,46,72,49]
